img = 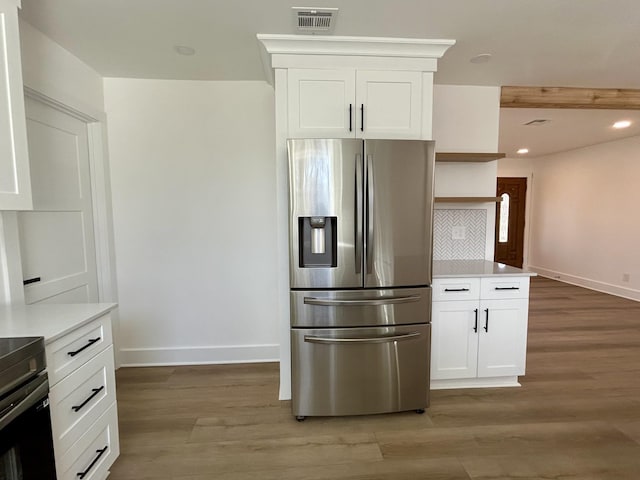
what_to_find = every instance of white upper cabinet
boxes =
[287,69,355,138]
[288,68,423,139]
[0,0,32,210]
[355,70,422,139]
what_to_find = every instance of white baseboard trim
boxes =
[431,376,521,390]
[119,344,279,367]
[530,266,640,302]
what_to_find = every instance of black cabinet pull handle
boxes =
[473,309,478,333]
[484,308,489,332]
[23,277,41,285]
[444,288,469,292]
[72,386,105,413]
[495,287,519,290]
[67,337,101,357]
[360,104,364,132]
[349,104,353,132]
[77,446,108,479]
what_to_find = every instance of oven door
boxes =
[0,373,57,480]
[291,323,430,417]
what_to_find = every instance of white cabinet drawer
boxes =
[432,278,480,301]
[480,277,530,300]
[50,345,116,454]
[46,314,113,386]
[58,402,120,480]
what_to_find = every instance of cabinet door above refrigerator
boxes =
[364,140,435,288]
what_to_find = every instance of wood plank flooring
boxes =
[109,277,640,479]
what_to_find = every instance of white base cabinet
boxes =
[47,313,119,480]
[431,276,530,389]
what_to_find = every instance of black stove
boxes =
[0,336,56,479]
[0,336,46,399]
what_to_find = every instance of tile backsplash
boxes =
[433,209,487,260]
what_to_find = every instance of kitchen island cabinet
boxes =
[0,303,119,480]
[431,260,535,389]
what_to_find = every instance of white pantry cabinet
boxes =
[288,68,423,139]
[431,276,530,388]
[0,0,32,210]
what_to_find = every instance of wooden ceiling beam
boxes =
[501,86,640,110]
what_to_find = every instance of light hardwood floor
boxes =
[109,277,640,479]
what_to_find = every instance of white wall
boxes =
[500,136,640,301]
[433,85,501,154]
[19,19,104,113]
[432,85,501,260]
[104,78,280,365]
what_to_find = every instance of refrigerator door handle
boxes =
[304,331,421,345]
[355,154,363,274]
[303,294,421,306]
[365,153,374,274]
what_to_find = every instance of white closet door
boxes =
[18,97,98,304]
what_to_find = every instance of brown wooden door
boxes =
[494,177,527,268]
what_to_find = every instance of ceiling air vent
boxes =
[292,7,338,34]
[523,119,551,126]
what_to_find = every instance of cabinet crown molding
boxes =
[257,34,455,84]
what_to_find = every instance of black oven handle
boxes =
[0,374,49,432]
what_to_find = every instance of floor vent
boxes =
[292,7,338,34]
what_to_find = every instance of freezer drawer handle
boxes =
[494,286,519,290]
[444,288,469,292]
[304,331,421,345]
[303,294,421,306]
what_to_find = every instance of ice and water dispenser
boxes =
[298,216,337,268]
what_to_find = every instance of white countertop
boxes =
[433,260,537,278]
[0,303,117,344]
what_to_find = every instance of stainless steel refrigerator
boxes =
[287,138,435,420]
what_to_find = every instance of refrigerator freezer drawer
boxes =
[291,324,430,417]
[290,287,431,328]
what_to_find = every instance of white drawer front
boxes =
[46,314,113,386]
[480,276,530,300]
[50,345,116,455]
[58,402,120,480]
[432,278,480,301]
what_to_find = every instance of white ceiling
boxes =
[499,109,640,158]
[19,0,640,157]
[19,0,640,87]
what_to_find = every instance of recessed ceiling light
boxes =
[470,53,491,64]
[174,45,196,56]
[517,148,529,154]
[613,120,632,129]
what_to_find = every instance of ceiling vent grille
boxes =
[292,7,338,34]
[523,119,551,126]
